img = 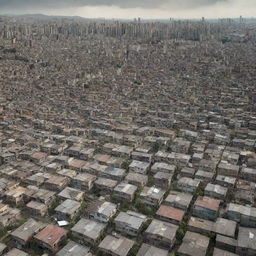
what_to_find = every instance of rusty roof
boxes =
[195,196,221,211]
[156,205,185,222]
[34,225,67,247]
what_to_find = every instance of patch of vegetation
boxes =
[175,215,189,245]
[195,186,204,197]
[0,227,8,239]
[221,37,231,44]
[135,186,143,199]
[121,159,132,171]
[128,242,142,256]
[110,195,134,212]
[152,142,160,153]
[96,251,103,256]
[66,214,80,229]
[48,199,61,216]
[147,175,154,186]
[25,239,44,256]
[135,199,154,216]
[172,167,181,183]
[141,218,152,232]
[176,226,186,245]
[206,233,216,256]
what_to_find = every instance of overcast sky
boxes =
[0,0,255,19]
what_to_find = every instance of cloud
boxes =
[0,0,255,19]
[0,0,227,11]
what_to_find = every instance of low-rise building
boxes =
[187,216,214,235]
[204,183,228,200]
[151,162,176,174]
[215,175,236,188]
[193,196,220,221]
[71,218,106,246]
[131,151,152,162]
[67,158,87,171]
[33,225,68,253]
[98,234,135,256]
[240,167,256,182]
[11,218,45,248]
[0,178,19,196]
[44,175,70,191]
[102,143,119,154]
[107,156,125,168]
[4,248,28,256]
[218,162,240,177]
[87,200,117,223]
[79,148,95,161]
[123,134,142,147]
[45,161,62,173]
[213,218,237,238]
[215,234,237,253]
[222,150,240,166]
[139,186,166,207]
[144,219,178,249]
[170,137,191,154]
[167,152,191,167]
[191,153,204,165]
[114,210,147,237]
[145,137,170,148]
[72,173,97,191]
[136,243,168,256]
[226,203,256,227]
[30,152,48,164]
[94,177,118,194]
[177,177,200,194]
[156,205,184,225]
[93,154,111,165]
[164,191,193,211]
[30,188,56,205]
[112,145,133,158]
[100,166,126,181]
[58,187,84,201]
[153,151,168,163]
[213,248,238,256]
[57,168,77,179]
[129,160,151,174]
[4,186,27,205]
[65,145,83,158]
[55,199,81,221]
[237,227,256,256]
[26,201,48,216]
[177,231,209,256]
[25,172,49,186]
[113,183,137,202]
[199,159,218,173]
[195,170,215,183]
[0,204,21,227]
[153,172,173,189]
[236,178,256,191]
[87,162,108,176]
[180,167,196,178]
[56,240,91,256]
[125,172,148,186]
[233,189,255,205]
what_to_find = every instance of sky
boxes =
[0,0,255,19]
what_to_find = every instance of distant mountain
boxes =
[0,13,86,20]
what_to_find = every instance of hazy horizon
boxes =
[0,0,255,20]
